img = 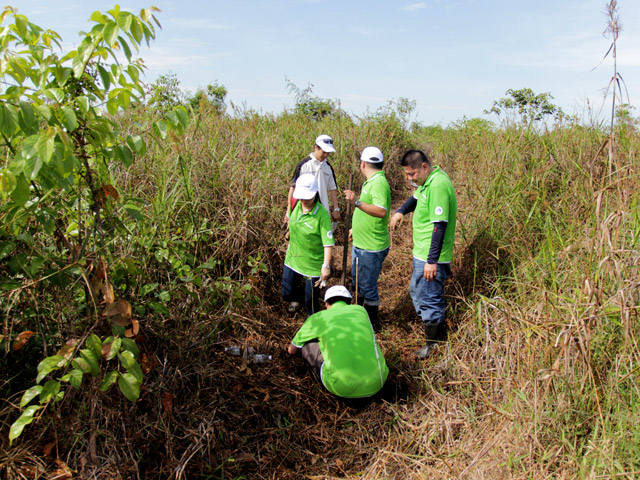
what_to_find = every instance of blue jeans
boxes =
[409,258,451,326]
[352,246,389,306]
[281,265,321,315]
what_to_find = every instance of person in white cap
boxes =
[287,285,388,399]
[281,174,335,315]
[344,147,391,331]
[285,134,341,228]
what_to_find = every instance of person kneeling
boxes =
[287,286,389,399]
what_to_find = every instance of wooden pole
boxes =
[340,173,353,285]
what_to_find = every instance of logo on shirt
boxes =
[327,231,333,239]
[435,206,443,216]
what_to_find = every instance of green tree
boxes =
[147,72,184,113]
[285,77,343,121]
[0,5,188,444]
[485,88,564,125]
[187,81,227,114]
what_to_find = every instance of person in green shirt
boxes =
[390,150,457,359]
[287,285,389,399]
[282,173,334,315]
[344,147,391,330]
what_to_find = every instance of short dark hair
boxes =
[326,296,352,306]
[400,149,430,169]
[367,161,384,170]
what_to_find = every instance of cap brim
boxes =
[317,142,336,153]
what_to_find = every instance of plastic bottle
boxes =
[251,354,272,363]
[225,346,241,356]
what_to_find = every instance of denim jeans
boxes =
[281,265,321,315]
[409,258,451,326]
[352,246,389,306]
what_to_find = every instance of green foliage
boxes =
[187,82,227,114]
[147,72,184,113]
[285,77,343,121]
[485,88,564,125]
[10,332,143,444]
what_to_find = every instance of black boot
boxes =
[363,304,379,331]
[414,323,445,359]
[356,295,365,306]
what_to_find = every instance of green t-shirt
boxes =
[291,302,389,398]
[352,171,390,252]
[285,201,334,277]
[412,166,457,263]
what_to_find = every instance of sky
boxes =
[13,0,640,125]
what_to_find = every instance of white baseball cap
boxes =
[292,173,319,200]
[324,285,352,302]
[315,134,336,153]
[361,146,384,163]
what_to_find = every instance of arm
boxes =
[344,190,386,218]
[390,196,418,231]
[287,343,300,355]
[321,246,332,282]
[285,186,295,221]
[329,188,340,221]
[424,221,447,281]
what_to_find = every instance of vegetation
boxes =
[1,5,639,480]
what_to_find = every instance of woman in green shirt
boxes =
[282,174,335,315]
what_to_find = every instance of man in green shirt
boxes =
[390,150,457,359]
[344,147,391,330]
[287,285,389,399]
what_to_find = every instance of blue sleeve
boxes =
[395,196,417,215]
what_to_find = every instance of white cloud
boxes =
[403,3,426,12]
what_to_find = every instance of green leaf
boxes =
[126,135,146,155]
[20,386,43,408]
[18,101,37,135]
[72,356,91,374]
[99,371,119,391]
[60,107,78,131]
[36,134,55,164]
[9,405,42,445]
[43,88,65,103]
[0,103,19,136]
[103,21,120,46]
[90,11,106,24]
[106,337,122,360]
[115,145,133,167]
[10,174,30,206]
[120,36,132,61]
[86,334,102,359]
[120,338,140,359]
[0,169,17,199]
[80,349,100,376]
[152,120,168,140]
[118,373,140,402]
[36,105,52,122]
[61,369,83,389]
[123,203,145,222]
[140,283,158,296]
[36,355,67,384]
[39,380,61,403]
[97,65,111,91]
[148,301,169,315]
[76,96,90,114]
[175,106,189,129]
[118,350,137,370]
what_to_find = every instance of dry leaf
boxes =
[49,459,73,480]
[336,459,344,468]
[139,353,154,374]
[42,441,55,457]
[89,276,103,301]
[101,282,115,304]
[95,257,108,280]
[103,299,132,326]
[12,331,35,351]
[232,383,243,393]
[57,339,79,360]
[101,342,113,360]
[161,391,175,414]
[102,184,119,201]
[125,318,140,337]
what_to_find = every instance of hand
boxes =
[331,209,341,221]
[283,212,290,224]
[344,190,356,207]
[423,262,437,281]
[390,212,403,231]
[287,343,299,355]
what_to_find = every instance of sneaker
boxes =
[414,343,437,360]
[287,302,301,314]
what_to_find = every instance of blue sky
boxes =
[14,0,640,125]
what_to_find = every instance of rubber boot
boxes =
[414,323,445,360]
[356,295,365,306]
[363,304,379,331]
